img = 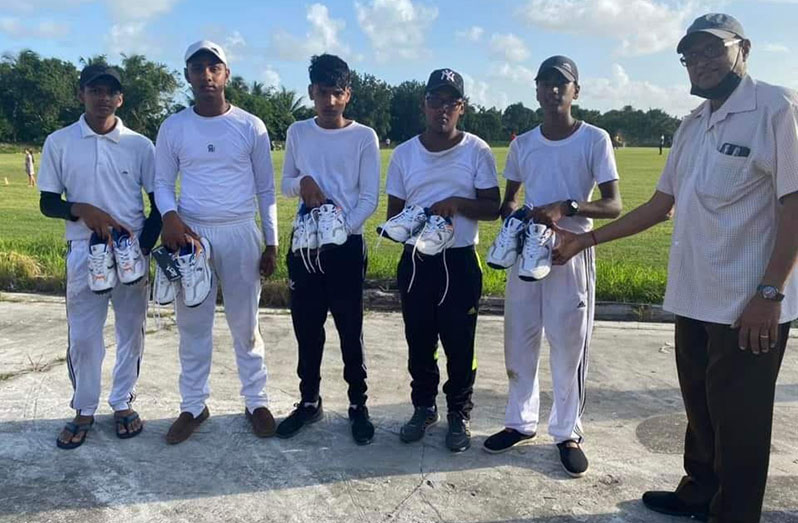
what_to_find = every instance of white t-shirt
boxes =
[503,122,619,233]
[385,132,499,247]
[281,118,380,234]
[37,115,155,241]
[154,105,278,245]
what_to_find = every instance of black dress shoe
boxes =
[642,491,709,521]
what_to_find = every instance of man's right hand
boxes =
[499,200,519,220]
[71,203,127,241]
[161,211,199,250]
[299,176,326,208]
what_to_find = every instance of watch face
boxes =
[762,286,778,299]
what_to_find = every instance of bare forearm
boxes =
[501,180,522,206]
[593,191,673,245]
[577,197,622,220]
[761,193,798,289]
[451,196,500,220]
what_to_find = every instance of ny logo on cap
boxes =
[441,69,456,82]
[207,144,215,153]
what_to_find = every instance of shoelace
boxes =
[375,206,424,251]
[176,244,196,289]
[88,247,111,275]
[495,219,523,250]
[406,217,452,306]
[523,223,552,261]
[115,240,137,269]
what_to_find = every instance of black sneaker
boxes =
[399,406,439,443]
[349,405,374,446]
[483,428,535,454]
[641,491,709,521]
[445,412,471,453]
[557,440,588,477]
[276,398,323,438]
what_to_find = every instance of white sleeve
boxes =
[656,123,686,196]
[385,149,407,200]
[503,140,522,182]
[280,124,304,197]
[474,142,499,190]
[345,130,381,232]
[37,136,63,194]
[591,131,620,185]
[252,119,278,246]
[140,139,156,193]
[154,121,179,215]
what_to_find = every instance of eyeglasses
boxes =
[680,39,740,67]
[425,96,463,111]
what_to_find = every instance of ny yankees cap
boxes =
[534,55,579,83]
[426,68,464,98]
[185,40,228,65]
[677,13,746,53]
[79,64,123,90]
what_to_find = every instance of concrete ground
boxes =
[0,292,796,523]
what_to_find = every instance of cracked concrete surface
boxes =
[0,292,796,522]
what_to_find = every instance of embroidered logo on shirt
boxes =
[207,144,215,153]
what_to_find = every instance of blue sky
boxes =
[1,0,797,117]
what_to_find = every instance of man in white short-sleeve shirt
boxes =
[385,68,500,453]
[556,14,798,522]
[484,56,621,478]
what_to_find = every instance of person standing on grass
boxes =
[386,68,500,453]
[483,56,621,478]
[24,149,36,186]
[276,54,380,445]
[555,14,798,522]
[38,65,162,449]
[155,40,279,444]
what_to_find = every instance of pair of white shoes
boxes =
[291,202,348,254]
[376,205,454,256]
[487,210,555,281]
[152,237,213,308]
[87,230,147,293]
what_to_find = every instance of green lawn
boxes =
[0,147,672,301]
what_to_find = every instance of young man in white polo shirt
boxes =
[277,54,379,445]
[556,14,798,521]
[483,56,621,478]
[155,41,278,444]
[385,68,500,453]
[38,65,162,449]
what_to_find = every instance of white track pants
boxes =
[176,218,268,417]
[65,240,148,416]
[503,247,595,443]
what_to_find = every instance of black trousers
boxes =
[397,246,482,418]
[673,315,790,523]
[287,235,367,406]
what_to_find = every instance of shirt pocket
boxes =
[695,150,750,202]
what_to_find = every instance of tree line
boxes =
[0,50,681,147]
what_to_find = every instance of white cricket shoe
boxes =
[518,223,555,281]
[317,202,348,249]
[376,205,427,243]
[176,237,213,308]
[487,213,527,269]
[113,229,147,285]
[152,254,179,306]
[291,205,320,253]
[406,214,455,256]
[87,233,117,294]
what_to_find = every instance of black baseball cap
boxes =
[677,13,746,53]
[426,68,464,98]
[535,55,579,83]
[79,65,123,90]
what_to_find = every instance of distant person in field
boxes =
[555,13,798,522]
[37,65,162,449]
[24,149,35,186]
[659,134,665,155]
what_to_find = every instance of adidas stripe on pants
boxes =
[65,239,148,416]
[175,218,268,417]
[503,247,595,443]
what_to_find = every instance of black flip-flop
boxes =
[56,419,95,450]
[115,411,143,439]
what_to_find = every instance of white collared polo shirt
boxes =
[657,75,798,324]
[37,115,155,241]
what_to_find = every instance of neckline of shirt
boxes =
[414,132,471,157]
[533,122,586,147]
[190,104,235,120]
[310,117,358,134]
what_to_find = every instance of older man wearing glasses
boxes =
[554,13,798,522]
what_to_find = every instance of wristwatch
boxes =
[757,284,785,302]
[563,199,579,217]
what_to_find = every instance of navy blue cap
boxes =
[535,55,579,83]
[677,13,746,53]
[426,68,464,98]
[79,65,122,90]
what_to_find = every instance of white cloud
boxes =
[0,17,69,39]
[223,30,247,63]
[462,73,510,110]
[271,3,350,61]
[456,25,484,42]
[493,62,536,85]
[489,33,530,63]
[762,42,789,53]
[518,0,701,56]
[107,22,148,55]
[355,0,438,62]
[262,67,281,89]
[582,63,697,116]
[106,0,180,22]
[0,0,91,13]
[104,0,180,56]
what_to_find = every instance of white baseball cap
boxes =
[184,40,228,65]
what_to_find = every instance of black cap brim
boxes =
[534,65,577,83]
[81,72,122,90]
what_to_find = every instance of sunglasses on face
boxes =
[425,96,464,111]
[680,39,740,67]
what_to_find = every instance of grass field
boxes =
[0,147,671,302]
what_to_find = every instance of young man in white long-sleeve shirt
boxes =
[154,40,278,444]
[277,54,380,445]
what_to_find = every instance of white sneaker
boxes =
[487,213,527,269]
[152,260,178,306]
[176,237,213,308]
[113,229,147,285]
[291,209,309,254]
[291,205,320,253]
[317,202,348,249]
[376,205,427,243]
[87,233,117,294]
[407,214,455,256]
[518,223,555,281]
